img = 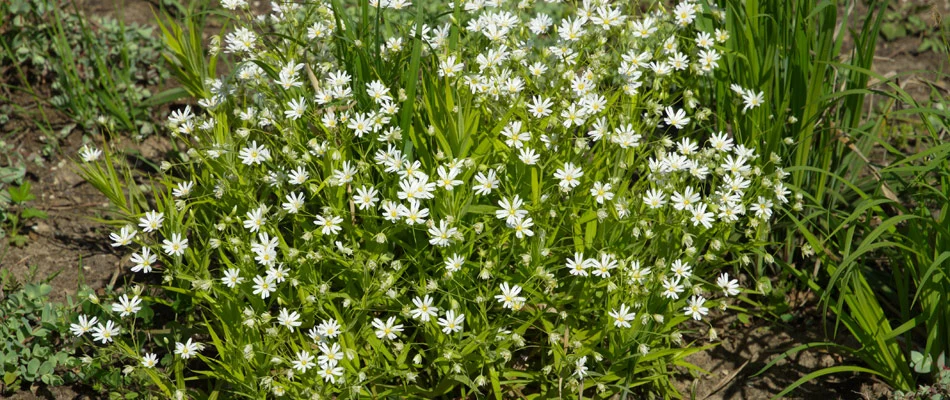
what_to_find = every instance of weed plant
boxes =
[1,0,169,142]
[71,0,802,398]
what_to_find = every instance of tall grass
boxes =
[716,0,950,394]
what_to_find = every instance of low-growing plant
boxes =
[0,278,82,393]
[74,0,799,398]
[1,0,170,141]
[0,181,47,248]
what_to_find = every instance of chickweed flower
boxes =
[78,0,795,396]
[111,294,143,318]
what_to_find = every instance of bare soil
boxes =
[1,0,947,398]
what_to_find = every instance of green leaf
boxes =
[143,87,189,107]
[20,208,47,220]
[8,182,34,203]
[879,22,907,41]
[910,351,932,374]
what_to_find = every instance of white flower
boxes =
[172,181,194,198]
[690,203,715,229]
[591,253,618,278]
[318,342,344,366]
[717,273,740,297]
[318,319,342,338]
[566,252,589,277]
[671,187,700,211]
[111,294,142,318]
[663,107,690,130]
[527,95,553,118]
[750,196,774,220]
[162,233,188,257]
[410,295,439,322]
[741,90,765,111]
[318,363,344,383]
[284,97,307,120]
[141,353,159,368]
[427,219,457,247]
[510,217,534,239]
[554,162,583,190]
[661,278,684,299]
[314,214,344,235]
[79,145,102,162]
[436,166,463,191]
[608,304,636,328]
[684,296,709,321]
[574,356,588,378]
[292,350,315,373]
[438,310,465,334]
[252,275,277,299]
[239,141,270,165]
[444,254,465,273]
[398,200,429,225]
[222,268,244,288]
[589,182,614,204]
[130,247,156,273]
[372,316,403,340]
[91,320,120,344]
[175,338,199,359]
[495,195,527,225]
[643,189,666,209]
[518,147,540,165]
[709,131,734,152]
[70,314,98,337]
[473,169,499,196]
[495,282,525,310]
[243,206,267,233]
[109,226,137,247]
[138,211,164,233]
[353,186,380,210]
[282,192,305,214]
[278,308,302,332]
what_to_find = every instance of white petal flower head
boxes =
[410,295,439,322]
[495,282,525,310]
[684,295,710,321]
[70,314,98,337]
[717,272,741,297]
[554,162,584,190]
[111,294,142,318]
[372,316,403,340]
[252,275,277,299]
[109,226,137,247]
[91,320,120,344]
[438,310,465,334]
[141,353,159,368]
[292,350,315,373]
[239,141,270,165]
[175,338,200,359]
[79,145,102,163]
[162,233,188,257]
[608,304,636,328]
[278,308,302,332]
[663,107,690,130]
[222,268,244,288]
[314,214,344,235]
[138,211,164,233]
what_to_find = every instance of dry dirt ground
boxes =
[2,0,948,399]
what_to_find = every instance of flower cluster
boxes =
[74,0,797,397]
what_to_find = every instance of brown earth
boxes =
[1,0,947,398]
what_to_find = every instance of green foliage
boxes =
[0,277,81,393]
[73,0,798,398]
[0,0,170,140]
[893,368,950,400]
[0,180,47,247]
